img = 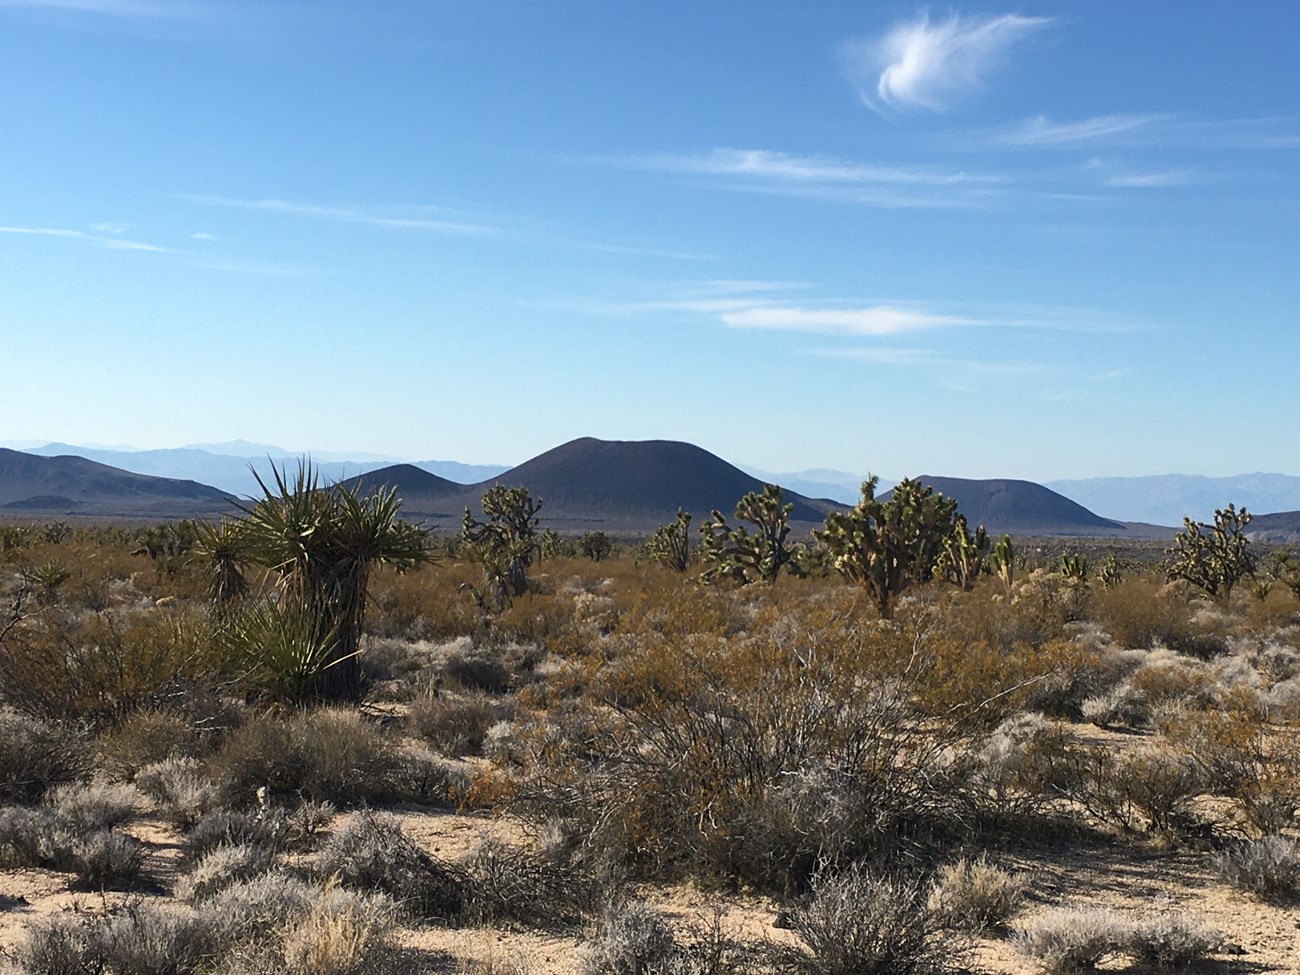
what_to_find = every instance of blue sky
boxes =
[2,1,1298,480]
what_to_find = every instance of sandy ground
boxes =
[2,802,1298,974]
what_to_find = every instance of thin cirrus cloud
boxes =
[0,224,169,252]
[180,194,504,238]
[1103,170,1192,188]
[815,346,1041,375]
[843,12,1050,113]
[720,305,980,337]
[0,0,202,16]
[1000,113,1171,147]
[614,148,1006,208]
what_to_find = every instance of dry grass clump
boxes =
[94,709,202,780]
[0,707,90,803]
[135,757,219,829]
[927,856,1028,931]
[0,803,147,890]
[1012,906,1132,973]
[1214,834,1300,900]
[178,841,277,902]
[1127,911,1224,970]
[48,779,141,831]
[459,836,596,928]
[409,691,508,757]
[315,811,464,920]
[279,884,399,975]
[6,877,400,975]
[205,708,405,808]
[581,899,678,975]
[442,648,512,694]
[776,863,958,975]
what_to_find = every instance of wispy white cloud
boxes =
[0,0,202,16]
[844,12,1050,113]
[191,231,216,241]
[181,194,504,238]
[1001,113,1170,147]
[1103,170,1193,188]
[0,224,168,252]
[89,221,130,234]
[721,305,979,336]
[816,346,1042,374]
[611,147,1006,209]
[985,113,1300,151]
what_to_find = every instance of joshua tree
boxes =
[578,531,612,562]
[989,534,1015,590]
[814,476,960,618]
[233,462,433,702]
[192,517,250,613]
[645,509,692,572]
[698,484,795,584]
[1166,503,1256,600]
[462,485,542,602]
[939,514,990,591]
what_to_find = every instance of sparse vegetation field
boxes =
[1,489,1298,973]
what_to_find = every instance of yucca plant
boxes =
[193,518,250,612]
[230,462,434,702]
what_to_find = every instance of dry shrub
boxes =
[1214,834,1300,900]
[136,757,219,829]
[1080,682,1148,729]
[315,811,463,920]
[778,863,957,975]
[68,829,148,890]
[502,606,983,889]
[956,712,1083,827]
[581,899,678,975]
[1092,576,1199,652]
[1165,701,1300,832]
[0,606,218,725]
[408,691,505,757]
[95,709,201,780]
[1127,651,1215,709]
[442,649,511,694]
[179,842,277,902]
[0,707,90,803]
[206,709,403,808]
[48,780,141,831]
[12,903,217,975]
[459,837,596,928]
[928,856,1028,931]
[1013,906,1131,974]
[1060,746,1206,837]
[280,884,397,975]
[0,805,75,867]
[184,809,286,862]
[1128,910,1223,970]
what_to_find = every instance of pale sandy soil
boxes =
[3,803,1297,974]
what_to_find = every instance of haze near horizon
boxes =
[2,2,1297,482]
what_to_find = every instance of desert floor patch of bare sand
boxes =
[2,806,1298,974]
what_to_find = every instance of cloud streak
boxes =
[181,195,504,238]
[844,12,1049,113]
[721,305,978,336]
[0,0,202,16]
[1001,113,1170,146]
[0,224,168,252]
[612,148,1007,209]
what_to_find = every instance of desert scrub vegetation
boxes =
[2,497,1300,970]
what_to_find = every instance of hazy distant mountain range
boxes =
[16,443,509,498]
[1044,474,1300,527]
[0,436,1190,538]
